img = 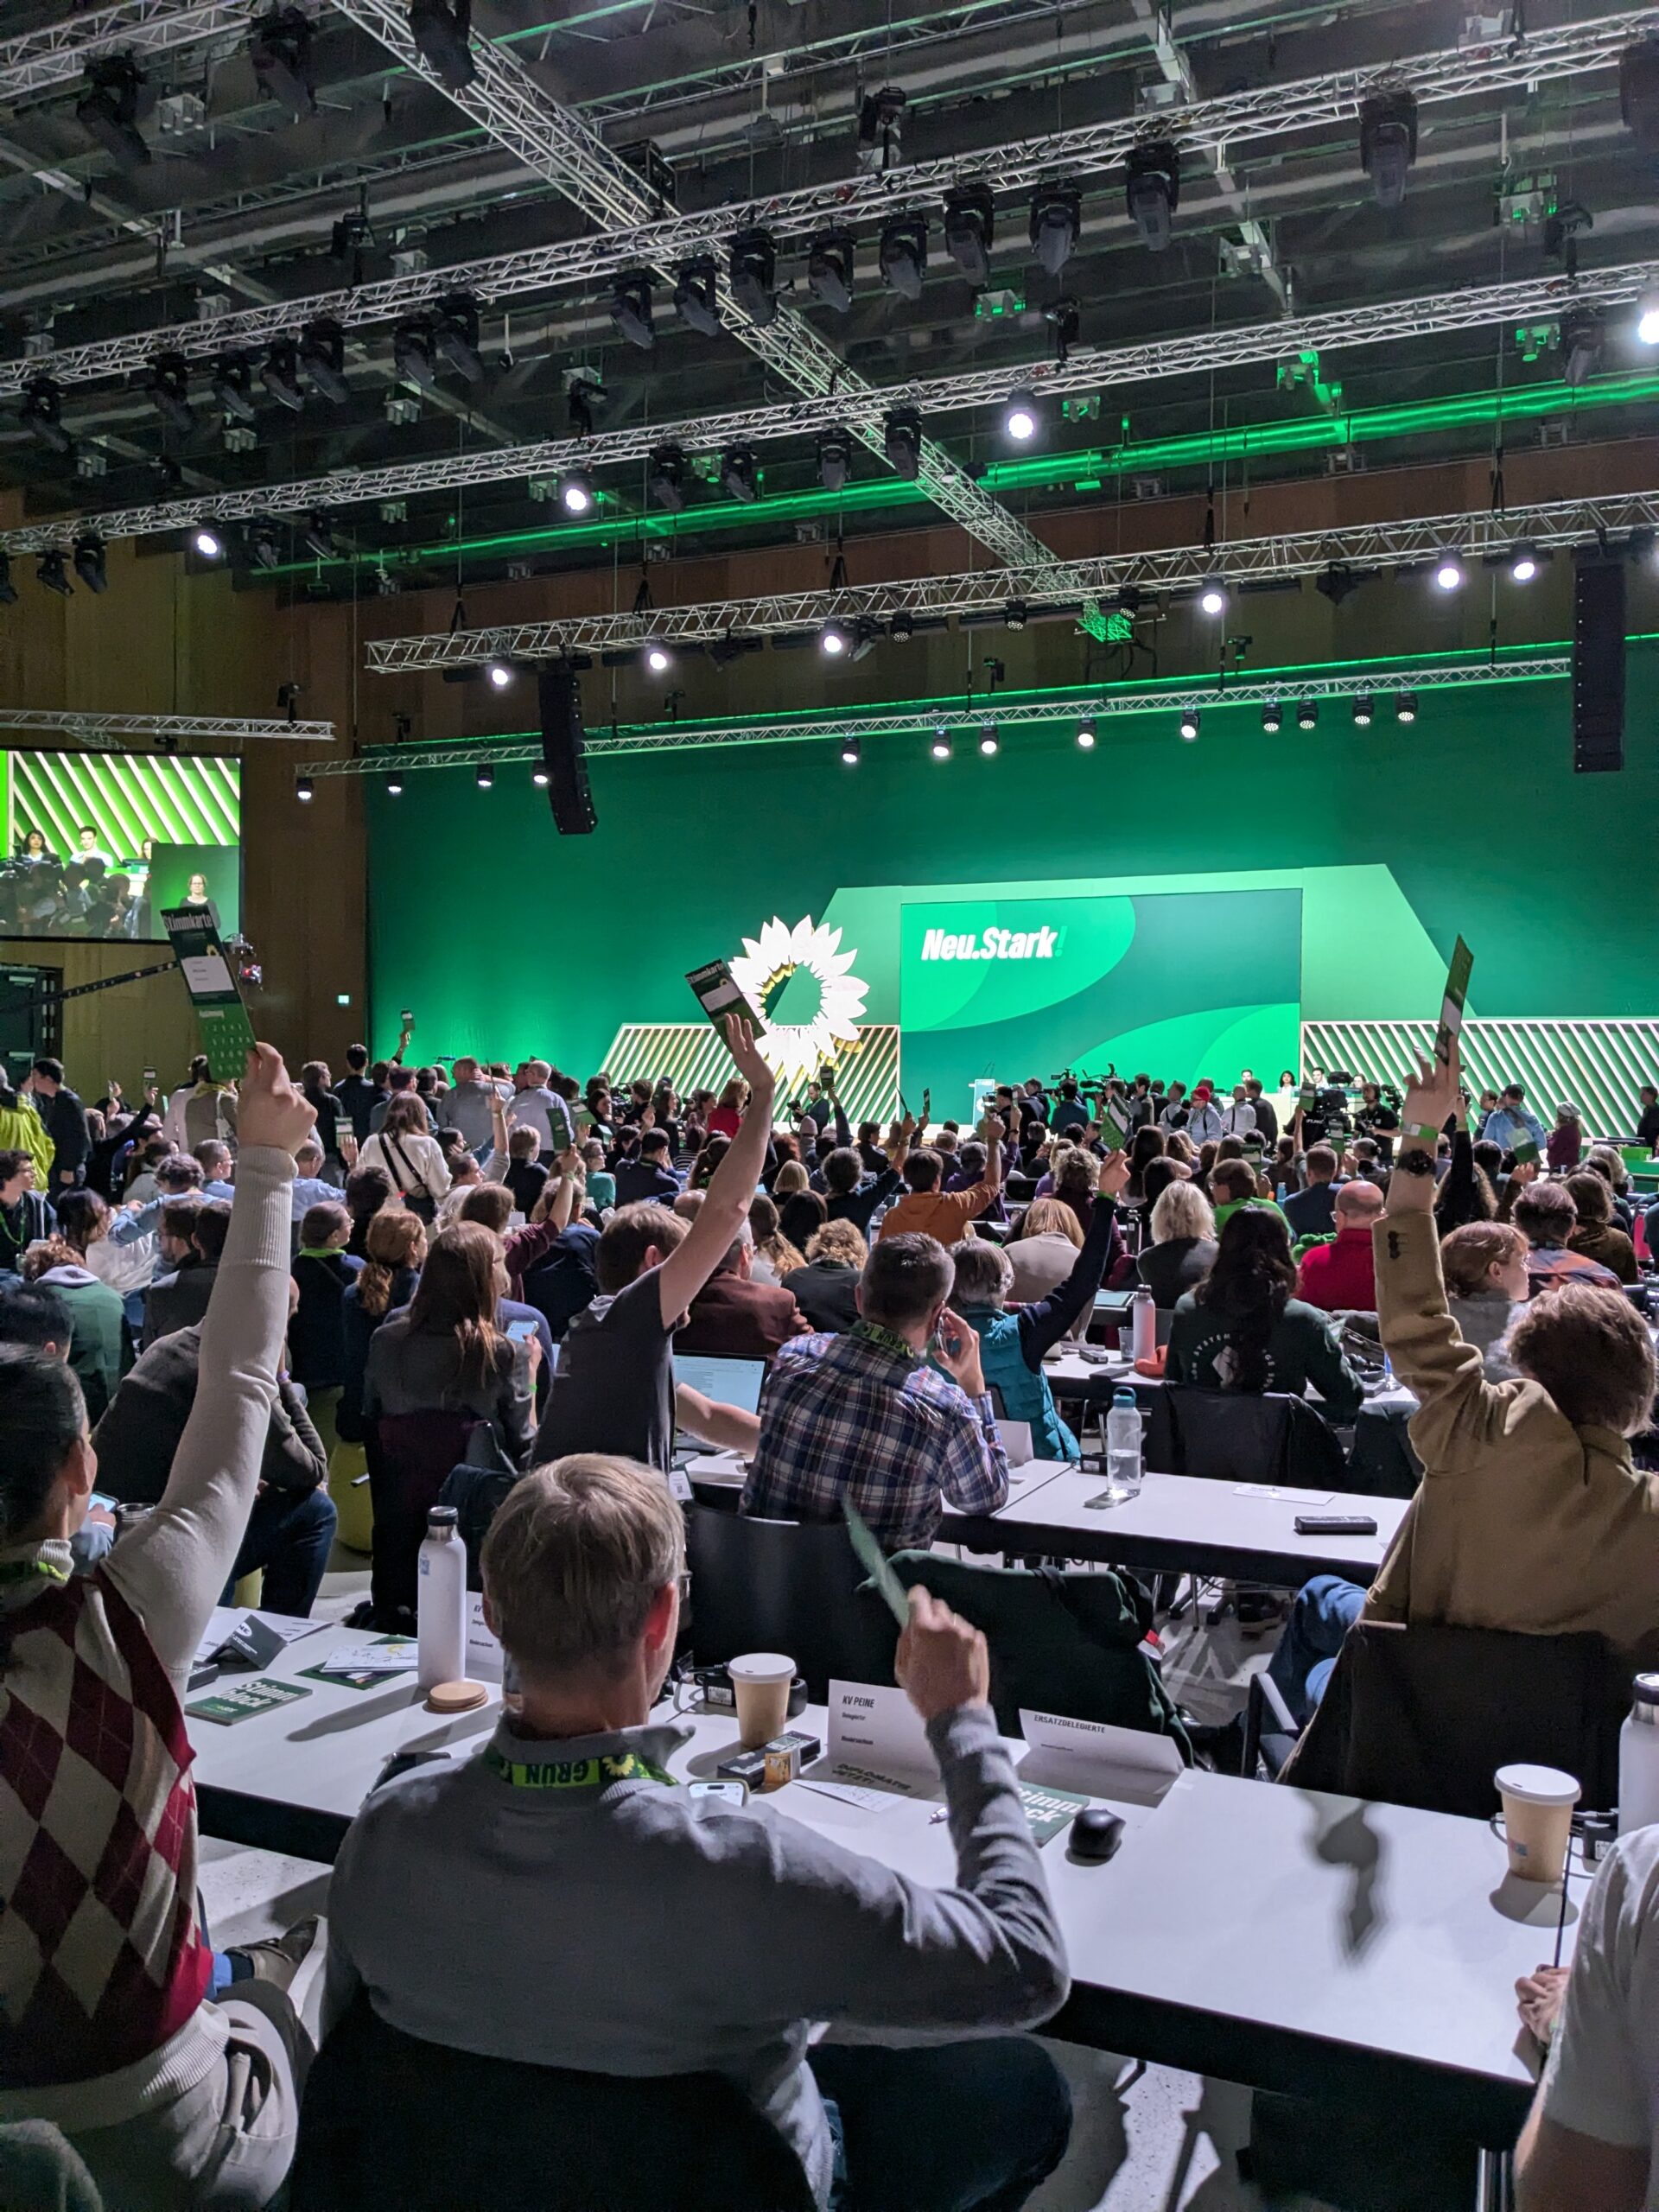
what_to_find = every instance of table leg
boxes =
[1475,2147,1512,2212]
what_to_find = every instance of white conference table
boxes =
[189,1620,1560,2174]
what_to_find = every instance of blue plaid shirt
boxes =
[741,1327,1010,1548]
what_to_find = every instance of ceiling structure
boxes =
[4,0,1659,699]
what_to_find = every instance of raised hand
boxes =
[236,1045,316,1158]
[1097,1147,1131,1198]
[720,1014,774,1099]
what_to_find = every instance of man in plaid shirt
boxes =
[741,1233,1009,1548]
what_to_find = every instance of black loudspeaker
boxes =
[1572,552,1626,774]
[537,661,597,833]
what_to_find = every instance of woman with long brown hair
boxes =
[336,1207,427,1445]
[362,1220,534,1463]
[357,1090,451,1222]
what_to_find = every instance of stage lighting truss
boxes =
[0,708,333,747]
[0,1,251,105]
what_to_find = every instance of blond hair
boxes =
[807,1217,868,1268]
[1018,1198,1084,1247]
[1150,1180,1215,1244]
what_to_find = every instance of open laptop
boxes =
[672,1351,766,1415]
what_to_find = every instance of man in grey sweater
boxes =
[323,1456,1072,2209]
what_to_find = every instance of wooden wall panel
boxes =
[0,938,196,1099]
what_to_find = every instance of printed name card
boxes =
[1018,1708,1185,1803]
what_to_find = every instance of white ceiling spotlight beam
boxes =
[327,0,1100,603]
[0,709,334,744]
[10,254,1659,555]
[0,0,253,105]
[359,487,1659,669]
[4,3,1655,399]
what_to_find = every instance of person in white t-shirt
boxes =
[1514,1826,1659,2210]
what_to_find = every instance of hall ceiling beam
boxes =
[0,0,252,106]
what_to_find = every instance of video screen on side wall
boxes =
[0,751,241,943]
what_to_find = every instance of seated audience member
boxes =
[748,1194,809,1287]
[741,1233,1010,1548]
[784,1217,868,1333]
[689,1133,729,1190]
[1583,1144,1637,1233]
[20,1236,124,1421]
[1433,1127,1497,1234]
[290,1198,363,1393]
[537,1022,774,1471]
[194,1138,236,1201]
[1514,1178,1621,1294]
[676,1217,809,1357]
[337,1208,426,1444]
[1210,1157,1288,1234]
[1122,1125,1166,1207]
[52,1184,156,1328]
[344,1161,394,1258]
[1166,1207,1364,1417]
[1032,1143,1097,1234]
[359,1091,451,1221]
[141,1196,232,1349]
[1296,1180,1385,1312]
[822,1119,912,1232]
[0,1146,54,1274]
[1565,1169,1638,1284]
[779,1185,829,1255]
[580,1139,615,1211]
[321,1457,1071,2212]
[0,1048,315,2209]
[1137,1179,1217,1309]
[1472,1135,1507,1192]
[365,1221,537,1467]
[1268,1134,1302,1197]
[613,1127,681,1206]
[1440,1219,1529,1381]
[288,1138,340,1222]
[1005,1197,1086,1307]
[877,1119,1001,1244]
[944,1138,1007,1227]
[1281,1143,1340,1238]
[949,1151,1129,1458]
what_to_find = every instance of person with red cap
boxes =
[1186,1082,1224,1144]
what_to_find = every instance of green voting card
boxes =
[187,1676,312,1726]
[845,1497,910,1624]
[1435,936,1474,1066]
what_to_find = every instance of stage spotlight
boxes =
[840,734,861,766]
[884,405,922,479]
[1178,707,1199,741]
[1262,700,1283,734]
[409,0,476,88]
[558,467,596,517]
[644,640,673,674]
[1003,601,1027,631]
[889,611,914,643]
[0,554,15,607]
[1126,142,1180,251]
[673,258,721,337]
[857,84,906,172]
[192,525,225,561]
[1621,37,1659,146]
[296,774,314,803]
[72,532,107,594]
[261,340,305,412]
[1433,553,1465,593]
[1639,290,1659,346]
[246,522,281,571]
[1028,182,1081,275]
[647,442,687,512]
[301,511,338,558]
[385,772,404,796]
[251,6,316,117]
[1359,89,1418,207]
[729,229,779,326]
[210,353,256,423]
[1560,306,1604,389]
[609,270,654,351]
[978,718,999,757]
[1315,563,1362,607]
[299,319,349,404]
[148,353,195,436]
[819,617,852,658]
[21,378,71,456]
[566,378,602,441]
[878,213,929,301]
[393,319,437,390]
[433,294,484,384]
[531,763,550,788]
[1003,391,1039,442]
[816,428,852,493]
[77,57,149,169]
[807,229,856,313]
[486,660,513,690]
[1076,715,1096,749]
[1508,543,1539,583]
[475,760,494,790]
[1395,690,1418,724]
[930,725,952,760]
[36,551,72,598]
[1296,699,1319,731]
[1198,578,1228,617]
[851,618,880,663]
[944,183,995,286]
[1352,693,1375,728]
[720,444,757,502]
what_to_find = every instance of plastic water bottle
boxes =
[1619,1673,1659,1833]
[1103,1388,1144,1503]
[1129,1287,1156,1363]
[417,1505,467,1690]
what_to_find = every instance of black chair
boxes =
[684,1503,893,1700]
[1144,1382,1348,1491]
[291,1995,817,2212]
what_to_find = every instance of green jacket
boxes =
[35,1264,126,1422]
[1212,1195,1292,1236]
[0,1099,54,1185]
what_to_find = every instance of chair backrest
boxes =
[366,1409,482,1625]
[1282,1617,1627,1816]
[685,1504,887,1700]
[1144,1382,1346,1490]
[291,1995,817,2212]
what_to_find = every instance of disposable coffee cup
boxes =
[728,1652,794,1750]
[1496,1762,1580,1884]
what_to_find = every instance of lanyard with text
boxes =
[482,1747,677,1791]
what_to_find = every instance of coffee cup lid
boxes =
[1495,1762,1581,1808]
[727,1652,794,1682]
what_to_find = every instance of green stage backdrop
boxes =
[365,652,1659,1082]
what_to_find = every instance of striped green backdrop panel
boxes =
[600,1023,901,1126]
[10,752,240,860]
[1302,1019,1659,1144]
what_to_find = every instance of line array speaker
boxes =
[537,661,597,833]
[1572,551,1626,774]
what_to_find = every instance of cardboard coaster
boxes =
[426,1678,489,1713]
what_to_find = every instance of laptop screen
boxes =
[673,1352,766,1413]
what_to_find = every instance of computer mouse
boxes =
[1068,1807,1125,1863]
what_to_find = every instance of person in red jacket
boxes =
[676,1221,811,1357]
[1296,1180,1385,1313]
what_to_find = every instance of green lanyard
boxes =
[0,1554,70,1590]
[482,1746,677,1791]
[849,1318,923,1365]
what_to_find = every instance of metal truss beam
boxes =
[0,0,251,105]
[328,0,1098,607]
[360,491,1659,670]
[296,654,1572,776]
[10,257,1659,556]
[5,4,1655,400]
[0,709,334,744]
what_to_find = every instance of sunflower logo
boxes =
[728,915,868,1086]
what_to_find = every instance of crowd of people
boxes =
[3,1025,1659,2209]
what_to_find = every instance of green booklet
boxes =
[1435,935,1474,1067]
[187,1676,312,1726]
[1016,1780,1092,1846]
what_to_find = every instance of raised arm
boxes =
[656,1019,776,1329]
[101,1046,314,1688]
[1016,1153,1128,1366]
